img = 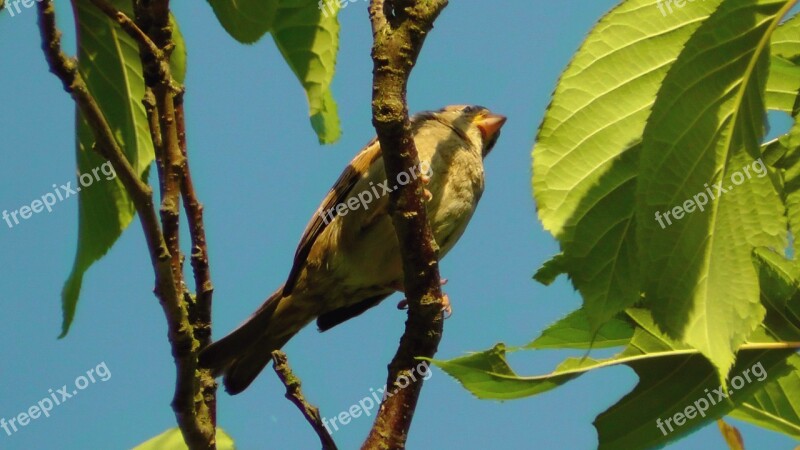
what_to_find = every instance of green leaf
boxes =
[526,308,634,350]
[169,16,188,83]
[132,427,236,450]
[729,355,800,440]
[731,276,800,440]
[595,245,800,449]
[773,12,800,63]
[207,0,341,144]
[532,253,566,285]
[532,0,723,334]
[206,0,277,44]
[783,140,800,260]
[434,291,800,449]
[430,310,690,403]
[753,247,800,306]
[61,4,187,337]
[431,306,795,450]
[271,0,341,144]
[636,0,791,380]
[766,56,800,113]
[428,343,596,400]
[771,58,800,259]
[753,249,800,341]
[594,310,797,450]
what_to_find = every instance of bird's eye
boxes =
[463,105,479,114]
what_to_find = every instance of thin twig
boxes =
[143,88,167,196]
[40,0,216,448]
[37,0,151,205]
[37,0,176,300]
[272,351,338,450]
[87,0,161,59]
[362,0,448,449]
[132,1,216,448]
[38,3,194,441]
[176,97,218,426]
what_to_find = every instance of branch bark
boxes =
[38,1,217,448]
[362,1,448,448]
[132,1,217,448]
[272,351,338,450]
[176,98,218,428]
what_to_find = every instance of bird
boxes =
[199,105,506,394]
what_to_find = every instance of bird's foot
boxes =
[420,172,433,202]
[441,293,452,319]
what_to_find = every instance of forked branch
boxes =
[37,1,216,448]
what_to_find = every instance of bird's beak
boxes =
[475,114,507,142]
[475,113,506,157]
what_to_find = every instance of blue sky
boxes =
[0,1,797,449]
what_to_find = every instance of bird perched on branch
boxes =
[199,105,506,394]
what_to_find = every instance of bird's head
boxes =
[424,105,507,157]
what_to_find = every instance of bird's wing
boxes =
[282,138,383,296]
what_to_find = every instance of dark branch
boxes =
[36,0,173,294]
[37,0,151,206]
[176,97,218,427]
[87,0,161,59]
[132,1,217,448]
[272,351,338,450]
[40,0,217,448]
[362,0,448,449]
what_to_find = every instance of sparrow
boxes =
[199,105,506,394]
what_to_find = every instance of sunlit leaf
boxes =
[433,304,797,450]
[271,0,341,144]
[636,0,791,379]
[766,56,800,113]
[206,0,277,44]
[207,0,341,143]
[526,308,633,350]
[62,3,186,337]
[532,0,723,334]
[729,354,800,440]
[132,427,236,450]
[773,12,800,63]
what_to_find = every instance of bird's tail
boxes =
[198,288,310,395]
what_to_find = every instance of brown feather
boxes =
[282,138,382,296]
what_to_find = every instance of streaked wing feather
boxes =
[282,138,382,295]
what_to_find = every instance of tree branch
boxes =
[132,1,217,448]
[37,0,151,206]
[362,0,448,448]
[271,351,338,450]
[39,1,216,448]
[176,97,218,427]
[87,0,161,59]
[36,0,173,297]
